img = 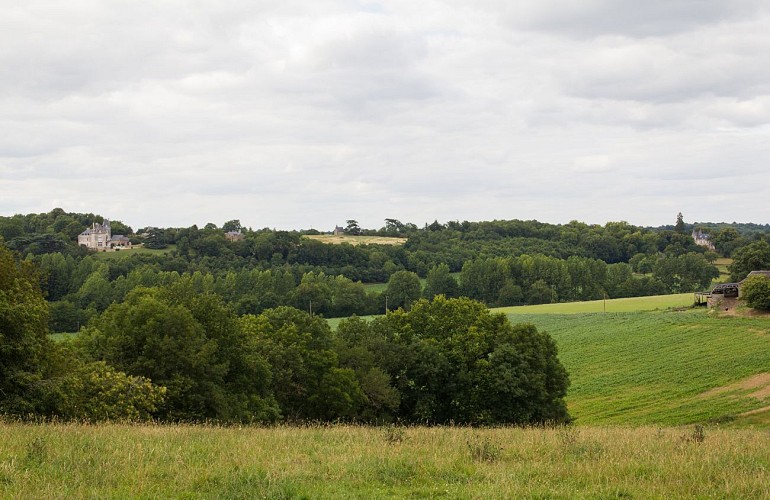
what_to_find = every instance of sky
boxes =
[2,1,770,231]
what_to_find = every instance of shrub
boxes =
[741,274,770,311]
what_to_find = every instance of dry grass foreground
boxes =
[304,234,407,246]
[3,423,770,498]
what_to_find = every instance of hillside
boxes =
[513,309,770,426]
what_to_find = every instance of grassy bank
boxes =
[2,423,770,498]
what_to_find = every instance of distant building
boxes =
[225,231,245,242]
[333,225,345,236]
[702,270,770,310]
[692,229,715,251]
[78,219,132,250]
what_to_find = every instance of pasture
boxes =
[3,423,770,498]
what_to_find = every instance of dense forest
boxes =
[3,209,769,331]
[3,209,770,424]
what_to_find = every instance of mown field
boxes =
[514,309,770,427]
[304,234,407,246]
[3,423,770,498]
[91,244,176,259]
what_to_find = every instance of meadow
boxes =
[91,244,176,259]
[3,422,770,498]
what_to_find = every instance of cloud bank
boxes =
[2,1,769,230]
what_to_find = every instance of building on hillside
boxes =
[692,229,715,251]
[225,231,244,242]
[700,270,770,310]
[78,220,132,250]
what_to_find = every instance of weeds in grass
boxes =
[383,425,406,444]
[683,424,706,444]
[556,426,603,458]
[24,437,47,466]
[467,435,502,462]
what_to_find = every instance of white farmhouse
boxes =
[78,220,132,250]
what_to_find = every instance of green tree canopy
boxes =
[77,284,279,422]
[0,246,55,414]
[385,270,422,311]
[741,274,770,311]
[729,240,770,282]
[340,296,571,425]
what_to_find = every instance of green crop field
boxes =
[3,422,770,498]
[514,310,770,426]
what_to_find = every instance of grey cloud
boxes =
[501,0,766,39]
[2,1,770,229]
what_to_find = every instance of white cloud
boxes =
[1,1,770,229]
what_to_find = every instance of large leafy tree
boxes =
[741,274,770,311]
[422,263,459,300]
[729,240,770,282]
[242,306,365,420]
[0,246,55,414]
[385,270,422,311]
[340,296,571,425]
[78,282,279,422]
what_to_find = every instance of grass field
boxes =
[326,293,698,329]
[3,422,770,498]
[18,294,770,496]
[91,244,176,259]
[715,257,733,281]
[304,234,407,246]
[515,310,770,426]
[498,292,696,315]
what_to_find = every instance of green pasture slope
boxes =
[498,292,695,314]
[516,309,770,427]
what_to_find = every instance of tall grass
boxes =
[2,423,770,498]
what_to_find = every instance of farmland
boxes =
[514,310,770,426]
[499,292,696,314]
[304,234,407,246]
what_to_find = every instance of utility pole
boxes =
[309,299,312,316]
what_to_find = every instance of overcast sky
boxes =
[2,1,770,231]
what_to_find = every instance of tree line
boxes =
[1,245,569,425]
